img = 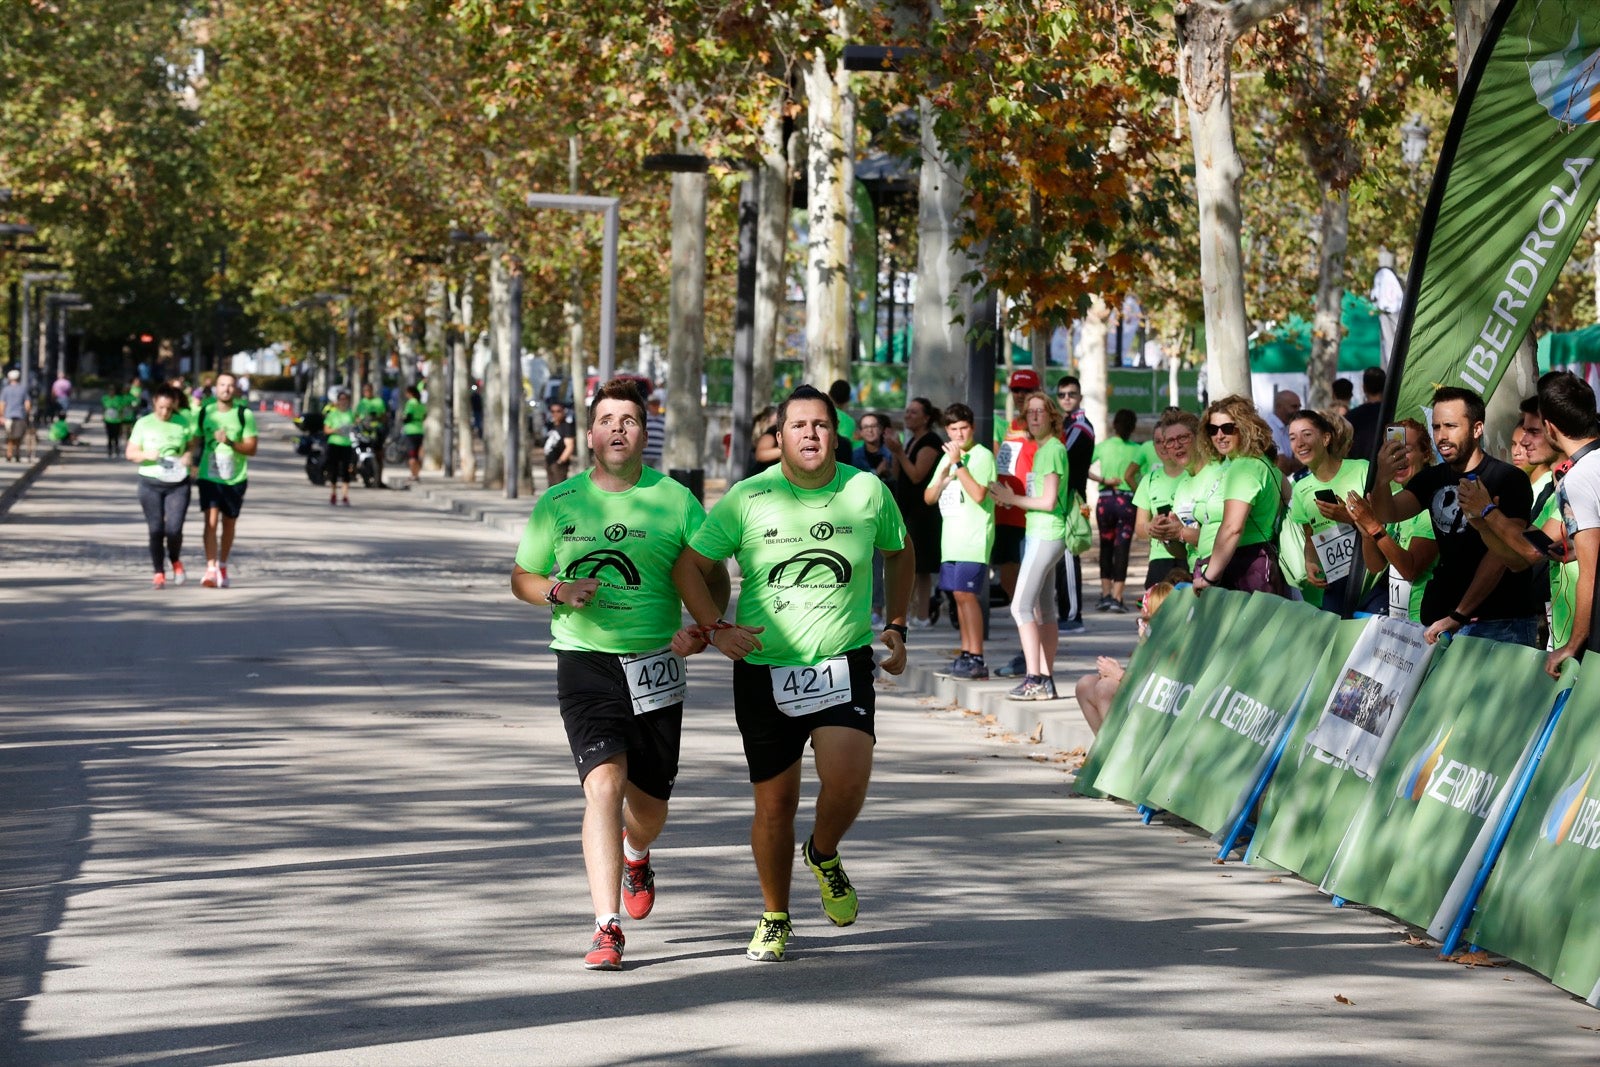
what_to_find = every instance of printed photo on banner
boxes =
[1305,615,1436,777]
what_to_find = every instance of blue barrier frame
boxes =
[1217,680,1313,861]
[1436,688,1571,958]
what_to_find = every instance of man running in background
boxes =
[197,372,259,589]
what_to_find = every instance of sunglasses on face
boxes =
[1207,422,1238,436]
[1058,391,1080,399]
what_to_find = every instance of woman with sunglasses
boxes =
[1285,408,1368,613]
[1189,395,1288,595]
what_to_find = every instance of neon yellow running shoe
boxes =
[803,835,858,927]
[746,911,792,962]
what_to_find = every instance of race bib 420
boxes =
[619,648,687,715]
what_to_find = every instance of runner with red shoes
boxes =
[196,372,258,589]
[511,378,726,971]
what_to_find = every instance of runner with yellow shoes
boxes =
[673,383,914,963]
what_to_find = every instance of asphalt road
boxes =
[3,434,1599,1066]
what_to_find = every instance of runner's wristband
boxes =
[700,619,733,640]
[545,582,564,605]
[1480,503,1498,519]
[1449,609,1470,625]
[883,622,908,637]
[1370,528,1388,542]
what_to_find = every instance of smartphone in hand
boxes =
[1314,489,1340,505]
[1521,528,1561,559]
[1385,424,1407,447]
[1156,504,1172,516]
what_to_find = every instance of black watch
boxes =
[883,622,909,637]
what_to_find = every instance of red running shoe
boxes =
[584,920,624,971]
[622,839,656,921]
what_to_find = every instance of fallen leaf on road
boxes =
[1028,723,1044,743]
[1402,935,1431,948]
[1445,950,1501,968]
[1265,877,1283,883]
[1334,995,1353,1006]
[1211,858,1226,865]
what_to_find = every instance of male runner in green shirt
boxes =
[197,373,259,588]
[512,379,728,971]
[673,384,914,963]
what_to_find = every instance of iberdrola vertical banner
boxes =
[1389,0,1600,426]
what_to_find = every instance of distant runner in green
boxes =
[673,384,913,964]
[512,379,728,972]
[196,373,258,589]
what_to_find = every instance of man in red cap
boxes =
[991,369,1042,677]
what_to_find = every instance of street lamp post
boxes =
[44,292,86,379]
[523,194,620,382]
[20,271,66,404]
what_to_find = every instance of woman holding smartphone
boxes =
[1346,418,1438,622]
[1135,409,1202,589]
[1286,408,1369,612]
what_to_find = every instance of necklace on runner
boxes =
[785,467,843,509]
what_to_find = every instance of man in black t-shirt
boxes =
[1369,386,1540,647]
[543,401,576,487]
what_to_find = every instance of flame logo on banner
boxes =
[1396,726,1452,802]
[1530,26,1600,125]
[1542,762,1595,844]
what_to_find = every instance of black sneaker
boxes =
[1095,596,1113,612]
[935,652,972,678]
[1108,599,1128,614]
[994,653,1029,678]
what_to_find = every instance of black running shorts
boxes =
[731,645,877,783]
[198,479,247,518]
[991,523,1025,566]
[555,649,683,800]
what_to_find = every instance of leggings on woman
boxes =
[1010,536,1066,626]
[324,442,354,485]
[1096,489,1136,583]
[137,477,190,572]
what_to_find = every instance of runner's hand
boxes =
[1344,492,1383,537]
[879,629,907,675]
[672,625,709,657]
[710,624,764,661]
[561,577,601,609]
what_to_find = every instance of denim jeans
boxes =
[1457,616,1540,649]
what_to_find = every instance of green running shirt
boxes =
[691,463,907,666]
[516,466,705,654]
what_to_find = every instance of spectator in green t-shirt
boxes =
[400,386,428,483]
[1089,409,1144,612]
[923,403,997,680]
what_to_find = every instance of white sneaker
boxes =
[909,617,934,630]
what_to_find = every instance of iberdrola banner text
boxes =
[1390,0,1600,426]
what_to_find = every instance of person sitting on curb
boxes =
[1073,574,1189,735]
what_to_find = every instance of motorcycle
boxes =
[351,420,381,489]
[293,410,328,485]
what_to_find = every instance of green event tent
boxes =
[1248,292,1385,373]
[1537,324,1600,370]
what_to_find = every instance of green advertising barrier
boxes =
[1076,588,1250,802]
[1319,635,1566,929]
[1135,596,1340,833]
[1245,617,1379,884]
[1465,663,1600,999]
